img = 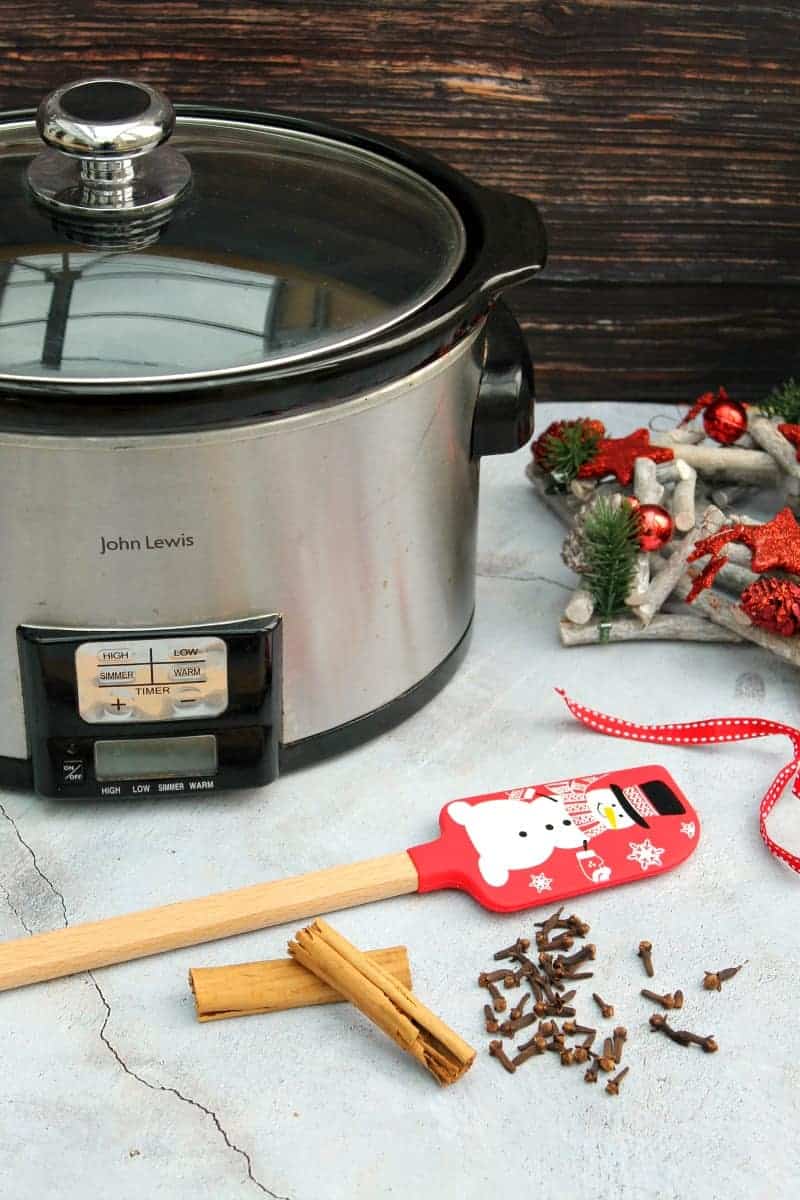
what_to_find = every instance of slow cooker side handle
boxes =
[470,300,534,458]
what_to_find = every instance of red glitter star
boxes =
[687,508,800,604]
[577,428,674,485]
[778,423,800,462]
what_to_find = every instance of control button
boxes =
[104,695,134,718]
[154,662,207,685]
[173,686,203,712]
[97,665,150,686]
[61,759,85,785]
[95,646,147,666]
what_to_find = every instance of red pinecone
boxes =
[740,577,800,637]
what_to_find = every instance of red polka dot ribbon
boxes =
[556,688,800,876]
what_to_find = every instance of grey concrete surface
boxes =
[1,402,798,1200]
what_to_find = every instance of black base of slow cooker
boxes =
[0,616,473,795]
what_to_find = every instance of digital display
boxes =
[94,735,218,781]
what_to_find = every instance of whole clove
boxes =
[566,915,591,938]
[612,1026,627,1064]
[638,941,655,978]
[483,1003,499,1033]
[584,1064,598,1084]
[493,937,531,962]
[605,1066,630,1096]
[703,964,746,992]
[512,1045,544,1067]
[596,1038,616,1073]
[482,980,507,1012]
[489,1039,516,1073]
[478,969,515,987]
[649,1013,718,1052]
[510,993,531,1022]
[563,970,594,981]
[592,992,615,1019]
[555,944,596,970]
[559,1048,575,1066]
[534,906,565,935]
[561,1020,595,1037]
[499,1011,537,1037]
[537,932,575,953]
[641,988,683,1010]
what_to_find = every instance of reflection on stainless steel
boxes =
[0,253,340,373]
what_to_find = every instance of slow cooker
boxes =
[0,77,546,799]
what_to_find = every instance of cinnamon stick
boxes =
[288,918,475,1086]
[189,945,411,1022]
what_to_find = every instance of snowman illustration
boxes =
[448,776,686,888]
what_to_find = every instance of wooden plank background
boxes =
[0,0,797,402]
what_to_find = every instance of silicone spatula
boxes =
[0,764,698,992]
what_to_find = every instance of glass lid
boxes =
[0,78,466,387]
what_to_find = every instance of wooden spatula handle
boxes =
[0,851,419,992]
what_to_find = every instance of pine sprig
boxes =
[759,378,800,424]
[538,421,602,490]
[581,499,640,642]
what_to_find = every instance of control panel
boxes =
[76,635,228,723]
[18,617,281,799]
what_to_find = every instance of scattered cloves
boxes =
[489,1039,516,1073]
[605,1066,630,1096]
[703,964,746,992]
[592,992,615,1019]
[638,940,655,978]
[493,937,531,962]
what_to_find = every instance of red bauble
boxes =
[703,396,748,445]
[740,577,800,637]
[636,504,674,552]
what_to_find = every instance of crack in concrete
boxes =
[1,880,34,935]
[477,568,571,591]
[0,799,69,927]
[0,800,286,1199]
[89,973,284,1198]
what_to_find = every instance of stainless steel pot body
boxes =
[0,327,483,762]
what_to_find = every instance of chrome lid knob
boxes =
[27,77,191,241]
[37,78,176,180]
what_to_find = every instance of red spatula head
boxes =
[407,765,699,913]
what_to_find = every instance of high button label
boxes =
[75,636,228,724]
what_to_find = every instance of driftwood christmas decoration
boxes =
[528,387,800,670]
